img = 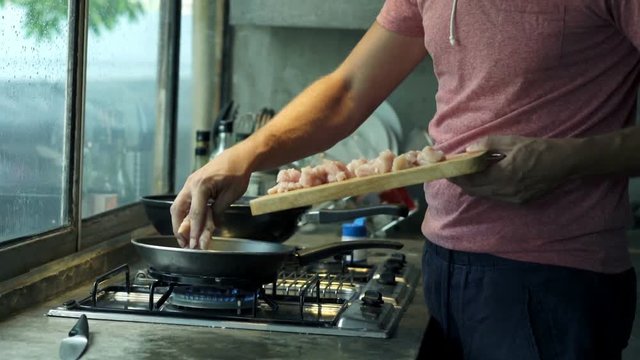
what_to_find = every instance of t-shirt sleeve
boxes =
[376,0,424,37]
[607,0,640,51]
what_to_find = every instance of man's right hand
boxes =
[170,146,252,250]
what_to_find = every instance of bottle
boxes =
[193,130,211,171]
[210,119,234,160]
[341,217,368,263]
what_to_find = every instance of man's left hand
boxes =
[450,135,579,204]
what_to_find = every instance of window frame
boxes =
[0,0,187,282]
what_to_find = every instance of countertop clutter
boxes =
[0,229,429,360]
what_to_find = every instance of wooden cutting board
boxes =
[249,151,488,215]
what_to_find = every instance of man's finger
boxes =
[170,189,191,240]
[199,207,215,250]
[176,216,191,248]
[189,185,213,249]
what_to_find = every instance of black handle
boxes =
[296,240,404,265]
[69,314,89,340]
[305,205,409,224]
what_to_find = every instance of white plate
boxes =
[374,101,403,143]
[323,114,394,163]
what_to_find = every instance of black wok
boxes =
[132,236,404,287]
[141,195,408,242]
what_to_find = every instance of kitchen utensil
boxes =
[211,100,235,139]
[132,236,403,287]
[234,113,257,142]
[59,314,89,360]
[141,195,408,242]
[249,151,490,215]
[253,107,275,131]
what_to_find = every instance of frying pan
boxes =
[132,236,404,288]
[141,195,408,243]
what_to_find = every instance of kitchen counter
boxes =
[0,229,429,360]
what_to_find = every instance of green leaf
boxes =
[1,0,144,42]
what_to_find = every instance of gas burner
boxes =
[146,267,264,291]
[167,286,255,310]
[301,260,373,280]
[302,261,345,274]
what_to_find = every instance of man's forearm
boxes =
[572,125,640,177]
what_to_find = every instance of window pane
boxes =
[82,0,162,217]
[0,1,70,242]
[175,1,193,189]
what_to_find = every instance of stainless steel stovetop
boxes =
[47,251,419,338]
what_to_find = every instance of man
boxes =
[171,0,638,358]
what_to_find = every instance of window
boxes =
[82,0,163,217]
[0,0,70,242]
[0,0,208,282]
[0,0,226,282]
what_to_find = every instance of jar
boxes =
[341,217,368,263]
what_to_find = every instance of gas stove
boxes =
[47,251,419,338]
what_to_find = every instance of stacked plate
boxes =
[323,101,403,163]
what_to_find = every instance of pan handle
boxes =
[302,205,409,224]
[295,240,404,265]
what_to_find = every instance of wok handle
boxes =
[303,205,409,224]
[296,240,404,265]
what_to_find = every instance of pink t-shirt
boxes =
[377,0,640,273]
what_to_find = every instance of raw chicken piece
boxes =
[266,147,445,194]
[372,150,395,174]
[391,154,412,171]
[347,158,368,174]
[347,150,396,177]
[276,168,301,183]
[353,163,377,177]
[268,168,303,194]
[392,146,444,171]
[267,181,304,194]
[321,160,354,183]
[299,166,328,188]
[416,146,445,165]
[392,151,420,171]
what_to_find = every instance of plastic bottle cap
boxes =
[342,217,368,237]
[196,130,211,141]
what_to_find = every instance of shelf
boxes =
[230,0,384,30]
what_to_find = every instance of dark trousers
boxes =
[419,241,636,360]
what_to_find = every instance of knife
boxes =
[59,314,89,360]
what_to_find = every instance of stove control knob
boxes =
[361,290,384,307]
[384,260,403,274]
[390,252,406,263]
[377,271,397,286]
[385,253,406,272]
[63,300,78,309]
